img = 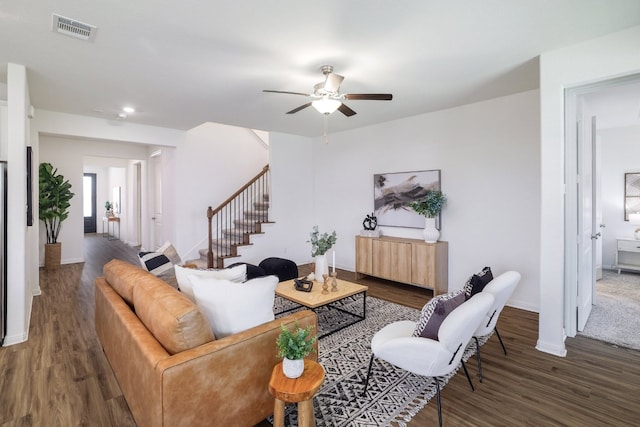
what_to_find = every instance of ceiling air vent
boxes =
[52,14,96,41]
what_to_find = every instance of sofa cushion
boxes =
[104,259,154,306]
[412,290,466,340]
[174,264,247,302]
[464,266,494,299]
[191,274,278,339]
[133,275,215,354]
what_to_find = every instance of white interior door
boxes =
[152,154,164,250]
[594,131,604,283]
[576,112,595,332]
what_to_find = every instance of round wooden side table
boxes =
[268,360,325,427]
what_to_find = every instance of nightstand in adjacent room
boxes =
[615,237,640,274]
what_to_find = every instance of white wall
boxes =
[0,101,7,160]
[174,123,269,261]
[319,90,540,310]
[4,64,30,346]
[539,24,640,356]
[84,157,130,240]
[255,90,540,312]
[232,132,314,266]
[39,136,152,265]
[600,124,640,268]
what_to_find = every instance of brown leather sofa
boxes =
[95,259,318,427]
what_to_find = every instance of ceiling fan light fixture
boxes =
[312,98,341,115]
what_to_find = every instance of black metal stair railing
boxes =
[206,165,270,268]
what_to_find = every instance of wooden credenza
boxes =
[355,235,448,295]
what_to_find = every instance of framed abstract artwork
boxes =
[373,169,441,228]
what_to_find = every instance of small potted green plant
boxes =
[409,190,447,243]
[104,201,113,217]
[276,322,317,378]
[308,226,337,280]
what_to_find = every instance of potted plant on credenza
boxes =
[410,190,446,243]
[39,162,75,270]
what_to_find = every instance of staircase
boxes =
[198,165,272,268]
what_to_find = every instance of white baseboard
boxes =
[39,257,85,268]
[4,281,36,347]
[536,339,567,357]
[3,332,28,346]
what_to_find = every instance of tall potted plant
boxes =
[308,226,337,280]
[39,162,75,269]
[410,190,446,243]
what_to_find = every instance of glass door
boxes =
[83,173,97,233]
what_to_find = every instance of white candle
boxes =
[332,250,336,273]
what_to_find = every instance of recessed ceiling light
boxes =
[117,112,127,119]
[122,106,135,113]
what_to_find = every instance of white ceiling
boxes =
[1,1,640,137]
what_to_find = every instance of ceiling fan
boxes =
[263,65,393,117]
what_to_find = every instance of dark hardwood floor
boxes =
[1,234,639,426]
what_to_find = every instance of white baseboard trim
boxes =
[39,258,85,268]
[3,294,30,347]
[3,332,28,346]
[536,339,567,357]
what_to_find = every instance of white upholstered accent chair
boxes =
[472,270,521,382]
[362,292,495,427]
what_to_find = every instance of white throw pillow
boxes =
[174,264,247,302]
[191,274,278,338]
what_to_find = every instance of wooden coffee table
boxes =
[275,278,368,338]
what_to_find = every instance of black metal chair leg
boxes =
[461,360,475,392]
[474,336,483,383]
[362,354,375,395]
[495,327,507,355]
[434,377,443,427]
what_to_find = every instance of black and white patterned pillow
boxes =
[412,290,466,340]
[463,266,493,299]
[138,242,182,288]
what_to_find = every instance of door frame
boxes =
[563,74,640,336]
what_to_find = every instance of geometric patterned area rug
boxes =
[274,296,488,427]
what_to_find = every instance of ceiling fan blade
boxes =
[324,73,344,93]
[344,93,393,101]
[338,103,357,117]
[263,90,310,97]
[286,102,312,114]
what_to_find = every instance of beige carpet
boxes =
[579,270,640,350]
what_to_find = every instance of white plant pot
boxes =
[422,217,440,243]
[282,357,305,379]
[314,254,329,281]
